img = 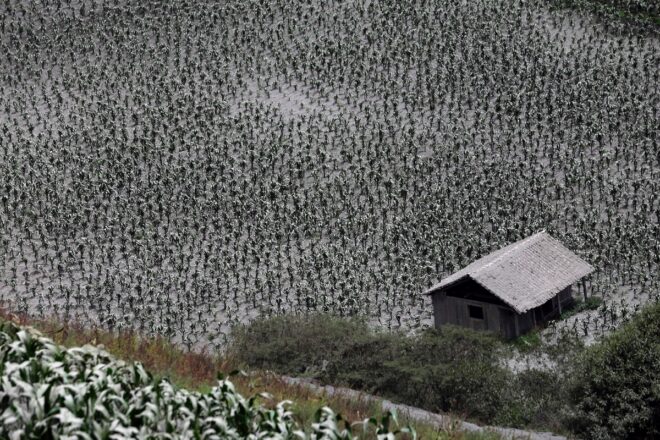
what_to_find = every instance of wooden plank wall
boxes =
[431,283,577,338]
[432,293,504,335]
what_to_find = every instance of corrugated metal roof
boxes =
[424,231,594,313]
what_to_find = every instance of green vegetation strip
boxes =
[230,315,569,430]
[231,307,660,439]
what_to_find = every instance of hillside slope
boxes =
[0,313,510,439]
[0,319,414,439]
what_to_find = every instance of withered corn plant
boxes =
[0,0,657,350]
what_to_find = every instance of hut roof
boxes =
[424,231,594,313]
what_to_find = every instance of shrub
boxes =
[229,313,371,376]
[325,327,512,422]
[231,315,515,424]
[567,302,660,439]
[495,369,568,430]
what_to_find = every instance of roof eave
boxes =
[467,277,526,313]
[423,275,469,295]
[424,275,524,313]
[514,265,596,313]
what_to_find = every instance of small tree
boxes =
[568,302,660,440]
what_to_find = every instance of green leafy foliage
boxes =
[496,369,568,430]
[0,321,415,439]
[567,302,660,439]
[230,314,371,377]
[559,296,604,321]
[231,314,569,426]
[325,327,511,422]
[511,331,543,353]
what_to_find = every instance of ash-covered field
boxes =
[0,0,658,351]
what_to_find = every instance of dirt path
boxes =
[281,376,570,440]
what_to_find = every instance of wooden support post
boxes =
[557,295,562,314]
[514,314,520,338]
[582,279,588,301]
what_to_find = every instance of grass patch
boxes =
[511,330,543,353]
[559,296,603,321]
[0,309,225,391]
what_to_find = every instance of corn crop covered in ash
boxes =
[0,0,658,350]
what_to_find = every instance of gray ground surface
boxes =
[0,0,658,353]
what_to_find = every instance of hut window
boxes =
[468,305,484,320]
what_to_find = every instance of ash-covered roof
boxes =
[424,231,594,313]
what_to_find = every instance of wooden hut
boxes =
[424,231,594,339]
